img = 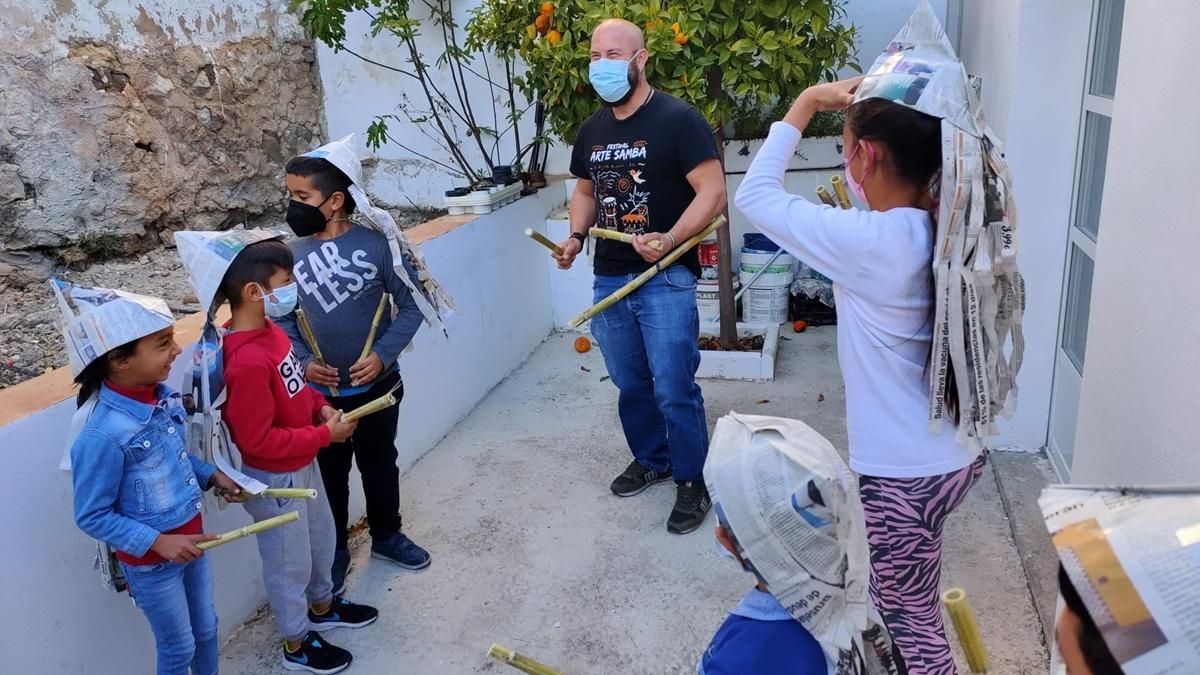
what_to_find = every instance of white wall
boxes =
[1070,1,1200,484]
[842,0,950,74]
[956,0,1092,452]
[956,0,1019,139]
[0,190,559,672]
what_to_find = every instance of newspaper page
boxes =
[705,413,878,674]
[1041,486,1200,673]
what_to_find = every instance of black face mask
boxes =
[286,194,332,237]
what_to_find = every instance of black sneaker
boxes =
[331,548,350,596]
[371,532,431,570]
[667,481,712,534]
[308,596,379,631]
[610,459,673,497]
[282,631,352,674]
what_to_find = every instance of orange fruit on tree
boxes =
[525,24,538,40]
[541,2,555,15]
[793,320,808,333]
[547,29,562,44]
[674,32,689,45]
[671,21,681,33]
[534,13,551,35]
[574,336,592,353]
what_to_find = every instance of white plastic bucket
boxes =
[739,248,794,289]
[696,279,740,323]
[741,285,790,324]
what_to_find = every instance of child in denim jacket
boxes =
[56,280,243,675]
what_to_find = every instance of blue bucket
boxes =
[743,233,781,252]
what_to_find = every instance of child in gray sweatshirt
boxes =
[277,152,431,595]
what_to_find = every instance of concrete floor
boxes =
[222,328,1055,674]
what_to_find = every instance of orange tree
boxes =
[468,0,858,143]
[470,0,857,347]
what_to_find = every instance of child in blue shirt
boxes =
[56,280,244,675]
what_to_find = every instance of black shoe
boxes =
[667,481,712,534]
[610,459,673,497]
[282,631,352,674]
[370,532,432,570]
[331,548,350,596]
[308,596,379,631]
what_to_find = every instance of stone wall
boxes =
[0,1,325,263]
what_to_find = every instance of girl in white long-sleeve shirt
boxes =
[735,78,985,675]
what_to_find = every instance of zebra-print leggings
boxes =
[859,453,988,675]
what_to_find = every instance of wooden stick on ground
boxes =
[295,309,337,397]
[942,588,989,673]
[524,228,563,256]
[569,215,727,329]
[358,294,389,363]
[487,644,563,675]
[197,511,300,551]
[589,227,663,250]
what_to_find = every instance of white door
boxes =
[1047,0,1125,478]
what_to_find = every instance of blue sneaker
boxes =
[370,532,431,570]
[330,548,350,596]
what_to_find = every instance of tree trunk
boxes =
[707,68,738,350]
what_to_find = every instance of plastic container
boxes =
[743,233,781,252]
[698,239,720,267]
[742,285,790,324]
[696,278,740,323]
[739,248,795,290]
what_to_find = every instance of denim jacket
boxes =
[71,383,217,557]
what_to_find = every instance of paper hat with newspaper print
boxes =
[173,228,287,317]
[51,279,175,376]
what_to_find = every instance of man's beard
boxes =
[603,63,641,107]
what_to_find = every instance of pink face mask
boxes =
[844,141,873,205]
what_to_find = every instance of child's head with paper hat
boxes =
[703,413,873,671]
[51,279,179,406]
[283,136,359,238]
[174,229,290,317]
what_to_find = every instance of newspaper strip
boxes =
[704,413,881,674]
[1041,486,1200,674]
[856,0,1023,443]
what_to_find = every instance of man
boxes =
[555,18,727,534]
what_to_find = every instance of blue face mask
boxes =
[589,50,642,104]
[259,282,299,318]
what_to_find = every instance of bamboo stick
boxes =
[358,294,389,363]
[830,175,852,209]
[215,487,317,501]
[589,227,663,251]
[524,228,563,256]
[569,215,727,328]
[341,379,403,423]
[815,185,838,208]
[942,588,988,673]
[197,511,300,551]
[295,309,338,397]
[487,644,563,675]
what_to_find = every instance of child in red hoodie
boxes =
[217,239,377,674]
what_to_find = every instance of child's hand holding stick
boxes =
[296,309,338,396]
[341,378,403,423]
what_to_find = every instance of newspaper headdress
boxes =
[1041,485,1200,672]
[301,134,455,336]
[174,228,288,317]
[854,0,1025,445]
[50,279,175,377]
[704,413,878,674]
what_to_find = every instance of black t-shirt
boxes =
[570,91,719,277]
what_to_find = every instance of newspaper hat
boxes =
[1041,485,1200,671]
[174,228,287,316]
[300,134,455,336]
[704,413,872,673]
[50,279,175,376]
[853,0,1025,446]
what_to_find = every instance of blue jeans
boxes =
[121,556,219,675]
[591,265,709,481]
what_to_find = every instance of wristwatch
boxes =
[569,232,587,247]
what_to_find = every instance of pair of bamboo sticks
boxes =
[295,294,390,398]
[817,174,853,209]
[522,227,665,255]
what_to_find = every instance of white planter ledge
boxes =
[697,322,781,381]
[444,182,524,215]
[722,136,843,173]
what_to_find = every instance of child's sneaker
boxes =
[371,532,431,570]
[282,631,351,674]
[308,596,379,631]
